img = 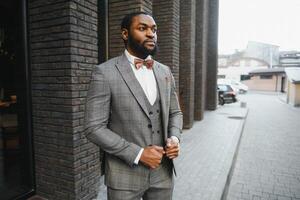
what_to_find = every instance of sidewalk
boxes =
[173,103,248,200]
[226,92,300,200]
[97,102,248,200]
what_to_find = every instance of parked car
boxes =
[218,79,248,94]
[217,84,238,105]
[218,79,239,95]
[230,80,248,94]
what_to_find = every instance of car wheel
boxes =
[219,97,225,105]
[232,96,237,102]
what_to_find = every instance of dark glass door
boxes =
[0,0,34,199]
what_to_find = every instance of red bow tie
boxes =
[134,58,154,70]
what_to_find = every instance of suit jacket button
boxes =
[148,124,152,128]
[149,111,153,115]
[157,130,160,133]
[156,110,159,113]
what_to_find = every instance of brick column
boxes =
[152,0,180,92]
[29,0,100,199]
[206,0,219,110]
[108,0,152,58]
[179,0,196,128]
[194,0,209,120]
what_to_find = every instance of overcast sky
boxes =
[218,0,300,54]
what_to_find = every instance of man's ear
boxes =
[121,28,128,41]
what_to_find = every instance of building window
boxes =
[260,75,273,79]
[218,74,226,79]
[241,75,250,81]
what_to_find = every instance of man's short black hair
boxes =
[121,11,152,30]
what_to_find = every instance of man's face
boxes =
[122,14,158,58]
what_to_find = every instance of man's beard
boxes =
[127,35,158,58]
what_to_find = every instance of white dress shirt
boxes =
[125,50,157,105]
[124,50,179,165]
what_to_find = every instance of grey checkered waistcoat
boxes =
[142,85,164,147]
[84,53,183,191]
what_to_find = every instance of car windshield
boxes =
[218,85,228,91]
[218,84,234,92]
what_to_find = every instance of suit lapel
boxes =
[153,62,168,140]
[115,54,150,119]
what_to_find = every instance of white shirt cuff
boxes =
[170,136,179,144]
[134,148,144,165]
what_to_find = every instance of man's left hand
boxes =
[165,138,180,159]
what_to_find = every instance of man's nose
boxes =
[146,29,155,38]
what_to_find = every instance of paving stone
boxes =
[226,92,300,200]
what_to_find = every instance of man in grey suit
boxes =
[84,12,183,200]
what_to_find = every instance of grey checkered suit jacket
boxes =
[84,53,183,190]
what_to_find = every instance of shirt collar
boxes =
[124,49,152,65]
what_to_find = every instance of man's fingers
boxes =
[166,146,179,153]
[166,152,179,157]
[152,145,165,154]
[166,148,179,153]
[166,151,179,159]
[165,146,180,159]
[141,144,179,168]
[165,143,179,151]
[166,138,172,147]
[168,155,178,159]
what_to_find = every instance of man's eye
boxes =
[152,28,157,33]
[139,27,145,31]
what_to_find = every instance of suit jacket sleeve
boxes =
[168,69,183,141]
[84,66,141,166]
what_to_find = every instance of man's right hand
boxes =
[139,145,165,169]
